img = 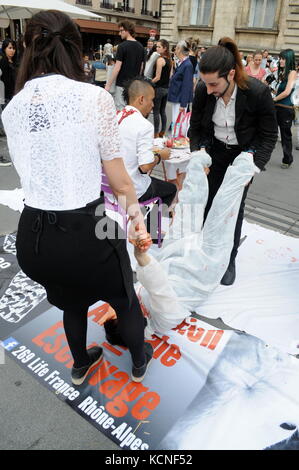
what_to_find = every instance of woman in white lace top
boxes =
[2,10,153,385]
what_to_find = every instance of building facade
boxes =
[2,1,162,48]
[69,0,162,47]
[160,0,299,55]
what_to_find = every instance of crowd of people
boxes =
[1,10,299,386]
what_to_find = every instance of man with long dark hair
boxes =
[189,37,278,285]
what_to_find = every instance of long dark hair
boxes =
[157,39,171,59]
[278,49,296,82]
[16,10,85,93]
[200,37,249,90]
[2,38,17,64]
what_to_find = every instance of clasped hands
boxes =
[128,215,152,253]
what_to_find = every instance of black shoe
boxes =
[220,261,236,286]
[0,156,11,167]
[71,346,103,385]
[296,146,299,151]
[131,342,154,383]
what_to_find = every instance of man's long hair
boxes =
[200,37,249,90]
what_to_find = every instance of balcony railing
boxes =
[141,9,153,16]
[76,0,92,6]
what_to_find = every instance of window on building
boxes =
[141,0,148,14]
[100,0,112,8]
[190,0,212,26]
[249,0,277,28]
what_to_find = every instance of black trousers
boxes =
[276,106,296,165]
[16,201,146,369]
[153,87,169,135]
[204,140,250,265]
[139,176,177,240]
[139,176,177,207]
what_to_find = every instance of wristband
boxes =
[154,152,161,165]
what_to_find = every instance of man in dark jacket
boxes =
[189,38,278,285]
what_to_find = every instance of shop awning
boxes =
[75,19,153,37]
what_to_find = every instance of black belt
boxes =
[213,138,241,151]
[25,197,105,255]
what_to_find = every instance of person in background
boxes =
[273,49,297,169]
[295,62,299,151]
[188,37,277,286]
[261,49,271,69]
[171,45,178,69]
[145,39,154,60]
[246,53,253,66]
[144,44,159,80]
[0,39,17,103]
[105,21,144,110]
[152,39,172,138]
[0,38,17,165]
[239,51,246,67]
[3,10,153,385]
[168,40,194,133]
[198,46,207,62]
[264,59,278,98]
[83,53,95,84]
[0,67,9,161]
[103,38,113,64]
[189,42,198,73]
[245,50,266,81]
[189,42,199,89]
[106,56,116,97]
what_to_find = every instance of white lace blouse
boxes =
[2,74,122,210]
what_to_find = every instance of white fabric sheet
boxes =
[196,221,299,354]
[137,151,258,338]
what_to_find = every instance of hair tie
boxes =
[41,29,70,43]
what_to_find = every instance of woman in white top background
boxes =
[144,44,160,80]
[2,10,153,386]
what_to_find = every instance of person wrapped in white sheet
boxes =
[102,149,259,340]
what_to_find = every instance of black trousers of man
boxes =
[139,176,177,241]
[276,106,296,165]
[204,139,251,266]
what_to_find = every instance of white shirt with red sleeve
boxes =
[117,105,155,198]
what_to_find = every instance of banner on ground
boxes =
[1,223,299,449]
[2,302,230,450]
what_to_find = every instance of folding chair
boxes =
[101,172,163,247]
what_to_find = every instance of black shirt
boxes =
[154,57,171,88]
[116,40,145,87]
[0,57,17,101]
[189,55,198,73]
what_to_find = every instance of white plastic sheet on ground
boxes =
[137,146,299,353]
[137,151,258,337]
[196,220,299,355]
[0,188,24,212]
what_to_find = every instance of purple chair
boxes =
[101,172,163,247]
